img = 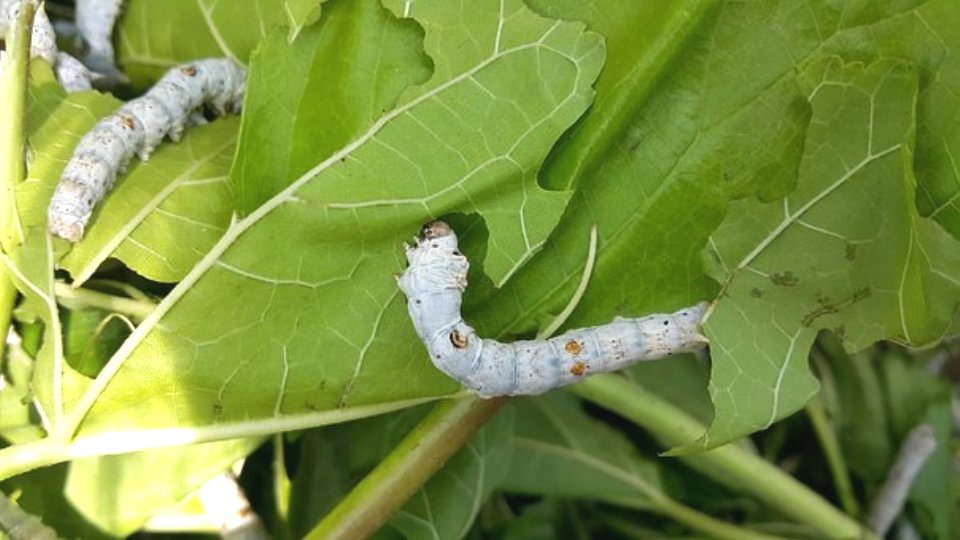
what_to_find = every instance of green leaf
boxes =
[116,0,317,85]
[69,0,603,448]
[503,393,661,506]
[232,0,431,212]
[1,464,110,540]
[17,59,238,286]
[61,119,238,285]
[0,340,44,445]
[700,58,960,446]
[63,438,262,536]
[388,407,514,540]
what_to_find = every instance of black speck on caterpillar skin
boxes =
[396,221,710,396]
[47,58,246,242]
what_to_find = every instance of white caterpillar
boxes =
[1,0,98,91]
[397,222,710,396]
[47,58,246,242]
[76,0,124,83]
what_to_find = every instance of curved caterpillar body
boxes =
[47,58,246,242]
[397,222,710,397]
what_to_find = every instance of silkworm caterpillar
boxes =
[76,0,124,83]
[47,58,245,242]
[1,1,97,91]
[397,222,710,396]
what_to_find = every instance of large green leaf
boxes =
[700,58,960,446]
[63,438,262,536]
[67,0,603,450]
[503,393,661,506]
[60,119,238,285]
[117,0,327,85]
[468,0,960,447]
[232,0,431,212]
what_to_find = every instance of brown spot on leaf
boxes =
[750,288,763,298]
[770,271,799,287]
[845,243,857,260]
[450,329,468,348]
[570,361,587,377]
[564,340,582,355]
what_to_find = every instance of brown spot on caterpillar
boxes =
[120,115,136,129]
[570,361,587,377]
[564,340,582,355]
[450,329,468,348]
[180,65,198,76]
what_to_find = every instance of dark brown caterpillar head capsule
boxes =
[419,221,452,241]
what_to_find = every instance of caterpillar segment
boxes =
[397,221,710,397]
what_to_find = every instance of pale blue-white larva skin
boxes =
[1,1,97,91]
[75,0,124,82]
[47,58,246,242]
[397,222,710,397]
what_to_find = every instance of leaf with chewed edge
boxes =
[698,58,960,448]
[66,0,603,457]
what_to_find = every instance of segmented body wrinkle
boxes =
[47,58,245,242]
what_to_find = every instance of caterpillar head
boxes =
[397,221,469,295]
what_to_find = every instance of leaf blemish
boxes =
[770,271,799,287]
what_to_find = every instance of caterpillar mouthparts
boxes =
[397,221,710,397]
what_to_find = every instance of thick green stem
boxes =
[570,374,871,539]
[53,282,156,321]
[806,395,860,517]
[305,396,506,540]
[0,438,70,481]
[0,0,33,251]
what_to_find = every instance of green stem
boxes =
[652,497,780,540]
[272,434,291,539]
[305,396,506,540]
[0,0,33,251]
[570,374,871,539]
[0,272,18,358]
[53,282,156,321]
[806,395,860,517]
[0,437,69,481]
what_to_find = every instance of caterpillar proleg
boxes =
[47,58,245,242]
[397,222,710,397]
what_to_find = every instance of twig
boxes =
[866,424,937,536]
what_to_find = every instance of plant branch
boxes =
[570,374,871,539]
[53,282,156,321]
[305,395,506,540]
[805,394,860,517]
[866,423,937,536]
[0,1,36,364]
